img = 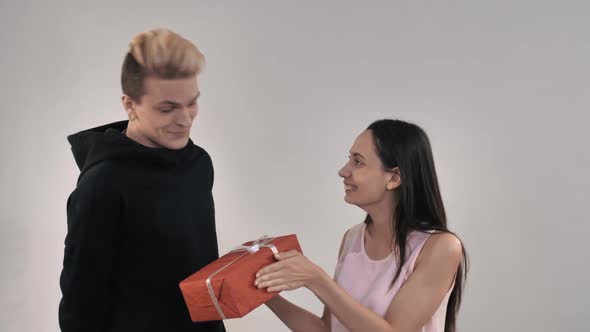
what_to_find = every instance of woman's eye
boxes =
[348,155,363,166]
[348,156,362,166]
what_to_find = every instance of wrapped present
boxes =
[179,234,302,322]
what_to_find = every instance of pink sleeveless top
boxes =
[330,223,452,332]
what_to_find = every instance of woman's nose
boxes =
[338,164,350,178]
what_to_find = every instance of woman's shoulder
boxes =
[342,223,365,244]
[337,223,365,259]
[415,232,463,270]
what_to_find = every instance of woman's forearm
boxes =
[265,295,328,332]
[309,271,394,332]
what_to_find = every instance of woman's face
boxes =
[124,75,200,150]
[338,130,399,210]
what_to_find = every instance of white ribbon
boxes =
[205,235,279,320]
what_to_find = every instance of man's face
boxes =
[126,75,200,150]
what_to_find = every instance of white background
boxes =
[1,1,589,331]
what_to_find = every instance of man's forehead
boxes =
[144,78,198,100]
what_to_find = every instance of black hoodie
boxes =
[59,121,225,332]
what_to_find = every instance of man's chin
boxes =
[160,137,190,150]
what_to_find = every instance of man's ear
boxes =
[122,95,137,121]
[122,95,134,111]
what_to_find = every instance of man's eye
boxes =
[160,108,174,113]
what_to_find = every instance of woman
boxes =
[58,28,225,332]
[255,119,467,332]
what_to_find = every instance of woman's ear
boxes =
[386,167,401,191]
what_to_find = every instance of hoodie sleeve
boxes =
[205,150,220,260]
[58,170,122,332]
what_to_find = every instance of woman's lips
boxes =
[344,183,357,192]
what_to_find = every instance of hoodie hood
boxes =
[67,120,200,175]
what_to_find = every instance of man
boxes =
[59,28,225,332]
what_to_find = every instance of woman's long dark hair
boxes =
[364,119,468,332]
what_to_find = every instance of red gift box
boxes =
[179,234,302,322]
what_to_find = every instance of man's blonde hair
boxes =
[121,28,205,102]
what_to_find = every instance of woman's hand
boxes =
[254,250,325,292]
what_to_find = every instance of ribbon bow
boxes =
[229,235,279,255]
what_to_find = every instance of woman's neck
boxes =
[367,211,394,242]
